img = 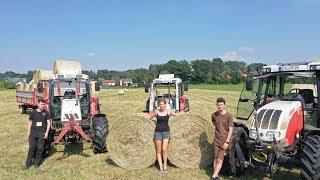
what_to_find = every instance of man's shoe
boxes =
[23,166,30,170]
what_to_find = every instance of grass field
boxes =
[0,87,300,179]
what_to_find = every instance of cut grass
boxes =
[0,88,300,179]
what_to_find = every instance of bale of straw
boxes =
[54,60,82,75]
[118,89,125,95]
[168,113,214,169]
[107,114,156,169]
[32,69,53,84]
[16,82,23,91]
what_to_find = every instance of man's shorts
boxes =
[154,131,170,140]
[214,145,226,161]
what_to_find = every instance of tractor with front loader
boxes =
[144,74,189,112]
[16,60,108,155]
[229,61,320,179]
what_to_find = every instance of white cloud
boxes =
[220,47,254,61]
[87,52,96,57]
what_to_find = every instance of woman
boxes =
[148,99,180,174]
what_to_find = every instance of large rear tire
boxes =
[19,105,27,114]
[229,126,249,176]
[92,116,108,154]
[301,135,320,180]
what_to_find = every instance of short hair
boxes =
[158,98,167,104]
[216,97,226,104]
[38,98,46,103]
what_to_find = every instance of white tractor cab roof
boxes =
[152,74,183,84]
[51,73,89,81]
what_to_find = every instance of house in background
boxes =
[103,80,116,87]
[5,77,27,83]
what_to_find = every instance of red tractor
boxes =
[16,60,108,155]
[230,62,320,179]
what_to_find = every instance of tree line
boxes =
[0,58,266,89]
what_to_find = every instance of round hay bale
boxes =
[107,114,156,169]
[16,82,23,91]
[168,113,214,169]
[32,69,53,84]
[118,89,125,95]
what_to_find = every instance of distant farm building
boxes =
[103,80,116,87]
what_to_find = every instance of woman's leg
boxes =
[162,138,169,171]
[155,139,163,171]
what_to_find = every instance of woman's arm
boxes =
[169,110,184,116]
[147,110,157,119]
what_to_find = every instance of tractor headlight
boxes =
[310,65,320,70]
[249,130,257,139]
[266,131,281,141]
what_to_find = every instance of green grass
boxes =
[189,83,244,92]
[0,88,300,179]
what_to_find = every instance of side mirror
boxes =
[184,83,188,92]
[95,82,100,91]
[37,83,43,93]
[246,79,254,91]
[145,85,149,93]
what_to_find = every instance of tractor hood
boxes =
[249,100,302,142]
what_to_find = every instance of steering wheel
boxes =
[63,89,76,99]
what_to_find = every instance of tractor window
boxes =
[236,79,261,120]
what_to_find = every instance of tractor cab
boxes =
[232,61,320,178]
[145,74,189,113]
[49,73,92,128]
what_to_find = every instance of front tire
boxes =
[19,105,26,114]
[92,116,109,153]
[301,135,320,180]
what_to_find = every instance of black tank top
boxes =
[155,112,170,132]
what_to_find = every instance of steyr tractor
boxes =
[144,74,189,112]
[230,61,320,179]
[16,60,108,155]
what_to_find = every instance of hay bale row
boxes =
[107,112,214,170]
[54,60,82,75]
[107,114,156,170]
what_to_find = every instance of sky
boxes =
[0,0,320,73]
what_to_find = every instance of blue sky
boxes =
[0,0,320,73]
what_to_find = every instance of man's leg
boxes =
[25,135,37,168]
[34,136,45,166]
[213,147,224,178]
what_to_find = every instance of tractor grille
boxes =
[255,109,282,130]
[269,110,282,130]
[261,109,274,129]
[255,109,266,127]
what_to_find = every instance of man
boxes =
[211,98,233,179]
[24,99,51,170]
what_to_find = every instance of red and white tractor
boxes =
[230,62,320,179]
[144,74,189,112]
[16,60,108,155]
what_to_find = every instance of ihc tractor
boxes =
[16,60,108,155]
[230,61,320,179]
[144,74,189,112]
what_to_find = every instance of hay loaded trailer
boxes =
[230,62,320,179]
[16,60,108,155]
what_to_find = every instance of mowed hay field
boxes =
[0,87,300,179]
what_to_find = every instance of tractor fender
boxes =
[233,122,249,135]
[92,113,106,118]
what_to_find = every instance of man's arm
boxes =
[223,114,234,150]
[44,119,51,139]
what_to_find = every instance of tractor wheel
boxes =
[19,105,27,114]
[301,135,320,180]
[92,116,109,154]
[229,126,249,176]
[185,99,190,112]
[145,98,150,112]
